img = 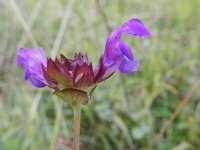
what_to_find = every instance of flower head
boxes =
[17,18,151,104]
[41,52,114,104]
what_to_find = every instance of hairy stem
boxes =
[72,102,81,150]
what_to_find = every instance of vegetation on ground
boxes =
[0,0,200,149]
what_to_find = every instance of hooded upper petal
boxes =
[16,47,47,88]
[121,18,151,36]
[102,18,151,77]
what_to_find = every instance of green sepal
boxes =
[89,85,97,98]
[53,88,89,105]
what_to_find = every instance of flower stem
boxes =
[72,102,81,150]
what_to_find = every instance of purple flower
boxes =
[16,47,47,88]
[102,18,151,77]
[17,18,151,103]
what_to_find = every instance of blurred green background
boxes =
[0,0,200,150]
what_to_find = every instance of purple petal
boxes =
[119,40,133,60]
[28,75,46,88]
[122,18,151,36]
[119,57,139,73]
[16,47,47,88]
